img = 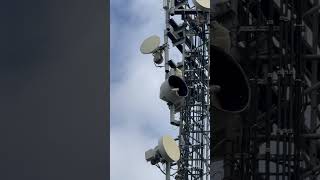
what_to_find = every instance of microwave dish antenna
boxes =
[140,35,161,54]
[192,0,210,12]
[158,135,180,162]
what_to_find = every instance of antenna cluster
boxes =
[140,0,210,180]
[139,0,320,179]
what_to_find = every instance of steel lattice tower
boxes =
[210,0,320,179]
[161,0,210,180]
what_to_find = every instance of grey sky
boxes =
[0,1,108,180]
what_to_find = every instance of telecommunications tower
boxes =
[142,0,210,180]
[142,0,320,179]
[210,0,320,179]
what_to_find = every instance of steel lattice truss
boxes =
[210,0,320,179]
[162,0,210,180]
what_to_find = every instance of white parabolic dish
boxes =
[140,35,160,54]
[192,0,210,12]
[158,135,180,162]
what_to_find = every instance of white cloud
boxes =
[110,125,164,180]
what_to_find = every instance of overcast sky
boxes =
[110,0,180,179]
